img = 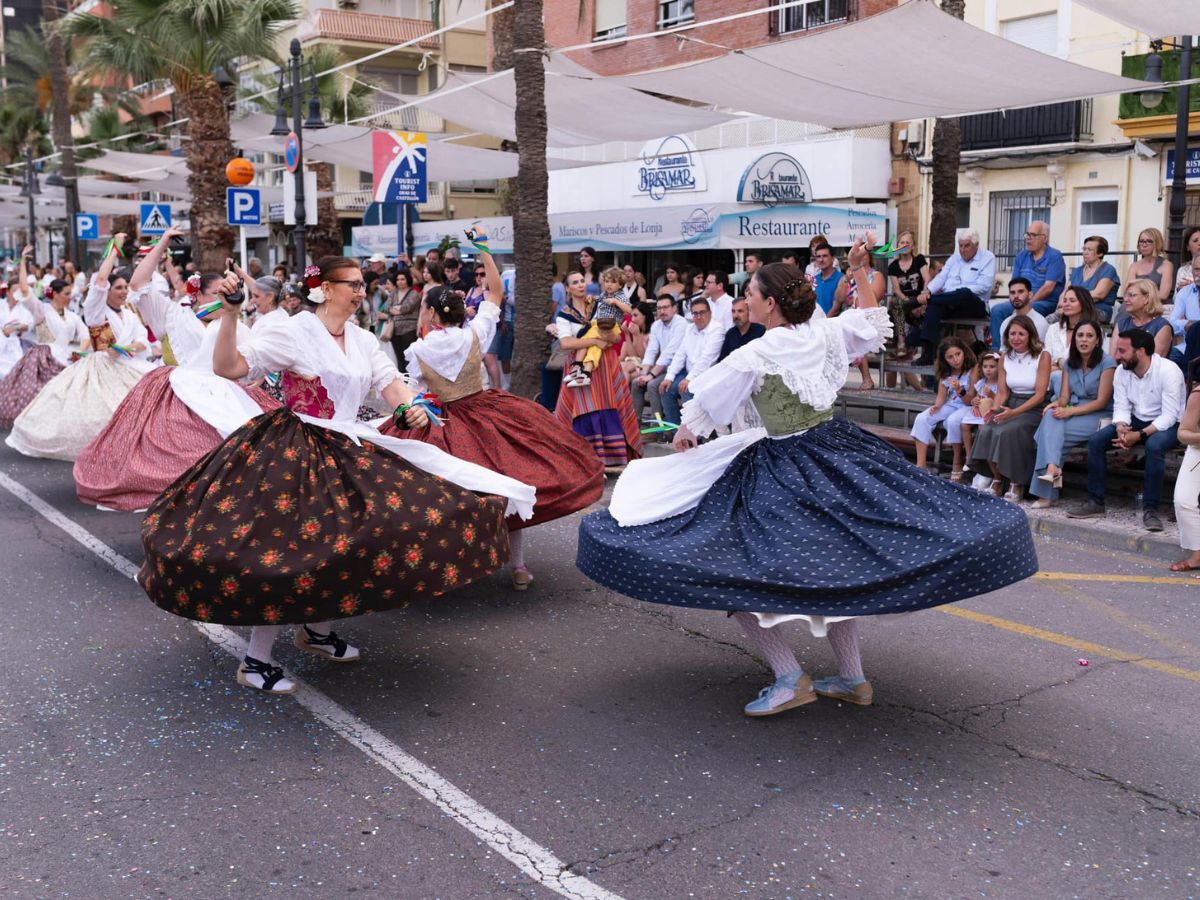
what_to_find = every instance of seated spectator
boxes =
[1068,235,1120,322]
[718,297,765,362]
[622,264,643,304]
[660,296,724,425]
[1044,285,1096,369]
[1171,365,1200,571]
[910,337,976,478]
[1127,227,1174,300]
[914,228,996,366]
[1028,320,1116,509]
[1009,220,1066,316]
[620,300,655,382]
[1067,328,1185,532]
[702,271,734,332]
[959,351,1002,474]
[1172,225,1200,294]
[886,230,930,357]
[630,294,687,423]
[968,315,1052,502]
[1169,256,1200,373]
[810,243,842,315]
[1109,279,1172,359]
[657,263,687,301]
[681,266,705,321]
[996,277,1049,352]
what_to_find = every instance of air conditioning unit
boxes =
[904,120,925,150]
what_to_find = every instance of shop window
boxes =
[987,189,1051,264]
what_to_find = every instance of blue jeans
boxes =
[990,300,1060,348]
[1086,416,1179,511]
[661,369,689,425]
[539,363,561,412]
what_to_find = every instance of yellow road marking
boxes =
[1034,571,1200,587]
[938,606,1200,683]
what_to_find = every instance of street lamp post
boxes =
[17,146,40,260]
[271,39,326,272]
[1142,37,1194,269]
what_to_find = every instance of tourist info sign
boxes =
[372,131,427,204]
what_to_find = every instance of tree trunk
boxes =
[928,0,966,257]
[41,0,79,269]
[306,161,342,260]
[176,79,235,271]
[507,0,551,400]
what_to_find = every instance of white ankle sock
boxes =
[509,529,526,570]
[827,619,864,681]
[733,611,802,678]
[246,625,282,662]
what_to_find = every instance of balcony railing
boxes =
[960,99,1093,152]
[335,182,444,215]
[774,0,854,34]
[360,98,444,134]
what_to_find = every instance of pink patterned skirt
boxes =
[0,346,65,429]
[74,367,278,511]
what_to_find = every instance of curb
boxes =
[1024,513,1181,563]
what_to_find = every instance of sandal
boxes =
[949,469,964,483]
[512,566,533,591]
[990,478,1005,497]
[1168,559,1200,573]
[294,626,360,662]
[237,656,297,694]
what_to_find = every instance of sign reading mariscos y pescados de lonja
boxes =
[737,152,814,207]
[634,135,706,202]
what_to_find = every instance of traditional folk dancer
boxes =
[74,230,278,511]
[577,240,1038,716]
[6,234,156,461]
[0,265,37,379]
[381,229,604,589]
[139,256,537,695]
[0,248,89,428]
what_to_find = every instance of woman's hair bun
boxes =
[756,262,816,325]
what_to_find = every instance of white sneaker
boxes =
[971,474,993,492]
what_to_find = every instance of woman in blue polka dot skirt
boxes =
[577,240,1038,717]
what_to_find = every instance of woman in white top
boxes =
[6,234,155,461]
[0,268,36,378]
[73,229,279,511]
[578,239,1038,717]
[968,315,1052,502]
[380,229,603,589]
[0,249,90,428]
[1043,285,1097,369]
[140,254,535,695]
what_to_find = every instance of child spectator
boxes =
[566,266,632,388]
[961,351,1002,488]
[910,337,976,478]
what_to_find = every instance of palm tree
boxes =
[491,0,552,400]
[927,0,965,257]
[0,101,48,168]
[0,25,96,123]
[62,0,298,270]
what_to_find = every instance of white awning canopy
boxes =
[1074,0,1197,39]
[600,0,1150,129]
[79,149,188,180]
[383,58,741,147]
[229,113,596,179]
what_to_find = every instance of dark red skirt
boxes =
[0,345,64,429]
[380,388,604,530]
[139,407,509,625]
[74,367,278,512]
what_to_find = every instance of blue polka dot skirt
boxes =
[577,417,1038,617]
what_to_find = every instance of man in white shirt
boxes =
[702,271,734,332]
[914,228,996,365]
[631,293,687,422]
[997,278,1048,345]
[660,297,724,425]
[1068,328,1184,532]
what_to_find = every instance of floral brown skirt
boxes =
[139,407,509,625]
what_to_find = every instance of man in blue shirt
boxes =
[914,229,996,366]
[989,220,1065,348]
[811,243,842,314]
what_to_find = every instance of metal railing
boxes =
[776,0,854,34]
[961,99,1093,152]
[360,98,444,134]
[335,182,444,214]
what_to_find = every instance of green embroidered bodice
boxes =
[750,374,833,436]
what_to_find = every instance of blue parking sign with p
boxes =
[74,213,99,241]
[226,187,261,226]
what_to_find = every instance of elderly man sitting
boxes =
[1170,255,1200,374]
[913,228,996,367]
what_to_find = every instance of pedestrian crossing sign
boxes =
[140,203,171,235]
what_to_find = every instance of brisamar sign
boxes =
[737,152,814,207]
[634,134,705,202]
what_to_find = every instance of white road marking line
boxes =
[0,471,623,900]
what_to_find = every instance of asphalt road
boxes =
[0,437,1198,900]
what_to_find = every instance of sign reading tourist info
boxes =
[373,131,428,204]
[350,203,887,256]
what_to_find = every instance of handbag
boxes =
[546,338,572,371]
[379,317,394,342]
